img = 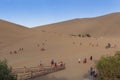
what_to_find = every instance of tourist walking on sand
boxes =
[58,61,63,67]
[83,58,87,63]
[78,58,81,63]
[90,67,93,75]
[89,67,97,80]
[93,67,98,80]
[92,67,95,76]
[90,56,93,61]
[39,61,42,66]
[54,62,57,68]
[51,59,54,66]
[39,61,44,71]
[90,67,95,80]
[94,72,98,79]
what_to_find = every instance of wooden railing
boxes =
[12,65,65,80]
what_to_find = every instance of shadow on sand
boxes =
[83,71,90,80]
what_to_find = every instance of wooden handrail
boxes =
[14,65,65,80]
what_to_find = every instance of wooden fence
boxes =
[12,65,65,80]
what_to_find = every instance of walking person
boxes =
[54,62,57,68]
[51,59,54,67]
[92,67,96,80]
[39,61,43,71]
[83,58,87,63]
[90,67,93,80]
[90,56,93,61]
[90,67,93,76]
[39,61,42,66]
[58,61,63,67]
[90,67,96,80]
[78,58,81,63]
[94,72,98,80]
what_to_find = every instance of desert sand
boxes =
[0,12,120,80]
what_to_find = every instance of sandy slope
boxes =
[0,13,120,80]
[33,12,120,37]
[0,20,30,49]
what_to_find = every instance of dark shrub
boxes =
[96,52,120,80]
[0,59,17,80]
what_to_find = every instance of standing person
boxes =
[83,58,87,63]
[60,61,63,67]
[90,67,93,76]
[90,56,93,61]
[92,67,95,79]
[92,67,97,79]
[54,62,57,68]
[39,61,43,71]
[78,58,81,63]
[108,43,111,48]
[58,61,63,67]
[14,51,17,54]
[51,59,54,66]
[19,48,21,51]
[90,67,93,80]
[94,73,98,79]
[22,48,24,51]
[40,61,42,66]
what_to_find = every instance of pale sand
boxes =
[0,12,120,80]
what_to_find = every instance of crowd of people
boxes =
[77,56,98,79]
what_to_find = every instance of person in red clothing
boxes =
[83,58,87,63]
[54,62,57,68]
[60,61,64,67]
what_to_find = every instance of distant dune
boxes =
[33,12,120,37]
[0,12,120,80]
[1,12,120,38]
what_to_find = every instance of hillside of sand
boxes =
[0,20,30,49]
[33,12,120,38]
[0,12,120,80]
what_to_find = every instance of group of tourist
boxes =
[10,48,23,55]
[89,43,99,47]
[51,59,64,68]
[90,66,97,80]
[37,42,47,51]
[78,56,93,64]
[78,56,98,79]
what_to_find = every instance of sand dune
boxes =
[0,20,30,49]
[33,12,120,37]
[0,19,28,36]
[0,12,120,80]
